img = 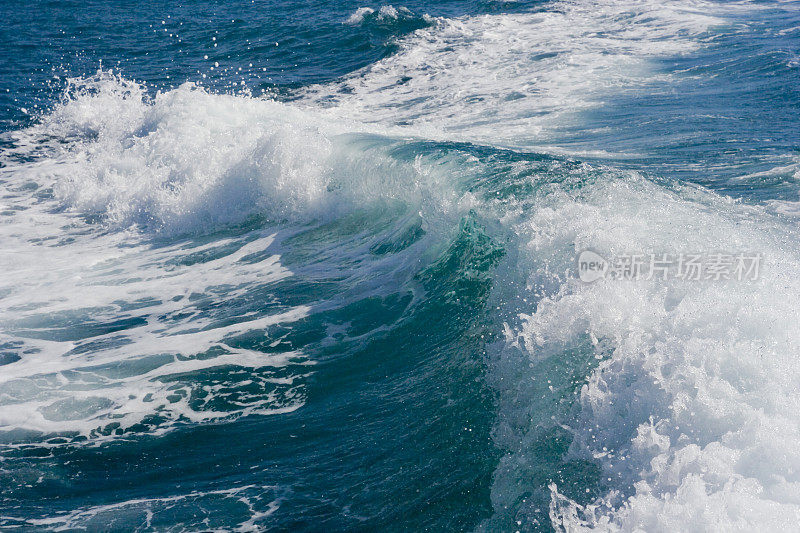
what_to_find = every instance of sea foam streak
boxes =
[0,219,313,439]
[3,485,283,531]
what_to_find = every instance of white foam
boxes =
[306,0,738,149]
[0,218,313,439]
[345,5,429,25]
[485,171,800,531]
[41,74,338,232]
[4,72,468,236]
[346,7,376,25]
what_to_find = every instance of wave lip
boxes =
[39,73,337,234]
[5,71,467,237]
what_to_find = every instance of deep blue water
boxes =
[1,0,800,531]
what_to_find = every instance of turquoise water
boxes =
[1,0,800,531]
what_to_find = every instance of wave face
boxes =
[2,0,800,530]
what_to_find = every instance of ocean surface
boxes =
[1,0,799,530]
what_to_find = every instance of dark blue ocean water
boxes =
[1,0,800,531]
